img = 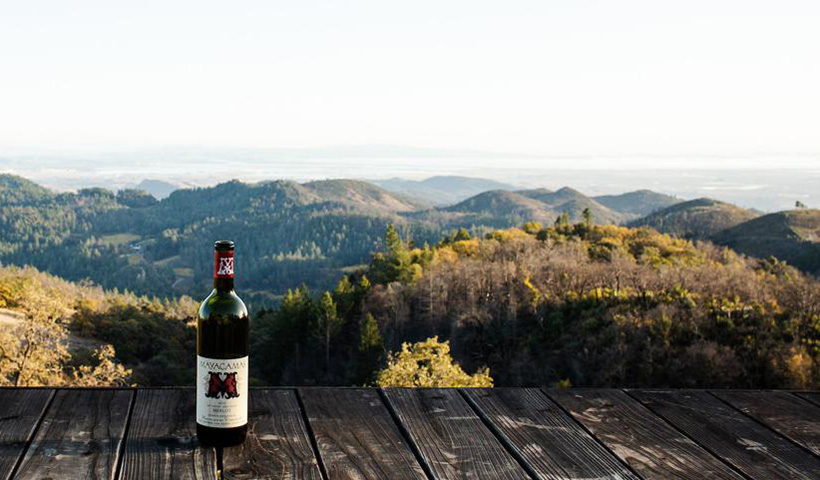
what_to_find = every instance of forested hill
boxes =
[2,174,817,301]
[713,209,820,275]
[0,174,681,300]
[0,174,430,300]
[251,221,820,389]
[628,198,760,238]
[6,219,817,389]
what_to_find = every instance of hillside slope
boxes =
[629,198,759,238]
[304,179,424,212]
[0,177,423,299]
[713,209,820,274]
[0,174,55,204]
[443,190,553,219]
[375,176,517,206]
[132,179,183,199]
[594,189,681,217]
[517,187,626,224]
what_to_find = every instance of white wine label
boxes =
[196,355,248,428]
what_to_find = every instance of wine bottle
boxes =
[196,240,249,446]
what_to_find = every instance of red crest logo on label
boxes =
[214,250,235,278]
[205,371,240,399]
[217,257,234,276]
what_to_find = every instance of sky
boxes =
[1,1,819,165]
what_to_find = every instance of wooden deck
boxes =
[1,388,819,479]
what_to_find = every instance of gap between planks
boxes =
[620,389,755,480]
[4,389,56,480]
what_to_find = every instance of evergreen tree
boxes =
[555,211,571,230]
[453,228,471,242]
[314,291,342,378]
[371,224,416,284]
[333,275,355,319]
[353,313,384,385]
[582,207,593,227]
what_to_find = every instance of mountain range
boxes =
[1,173,818,301]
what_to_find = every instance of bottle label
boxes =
[214,250,235,279]
[196,355,248,428]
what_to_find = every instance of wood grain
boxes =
[632,390,820,480]
[797,392,820,408]
[119,389,216,480]
[383,388,530,480]
[12,389,132,480]
[300,388,427,480]
[465,388,639,480]
[548,389,744,480]
[0,388,53,480]
[714,390,820,456]
[220,389,322,480]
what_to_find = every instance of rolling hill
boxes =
[594,189,681,217]
[411,186,650,229]
[628,198,760,238]
[516,186,626,224]
[5,172,816,301]
[0,174,55,204]
[712,209,820,274]
[303,179,424,212]
[374,176,517,206]
[0,174,428,300]
[439,190,555,224]
[132,179,184,199]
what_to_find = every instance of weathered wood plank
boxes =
[632,390,820,480]
[0,389,53,480]
[12,389,132,480]
[383,388,530,480]
[797,392,820,408]
[220,389,322,480]
[548,389,744,480]
[465,388,639,480]
[714,390,820,456]
[300,388,427,480]
[119,389,216,480]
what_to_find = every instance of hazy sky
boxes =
[1,1,819,161]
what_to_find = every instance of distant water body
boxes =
[2,150,818,212]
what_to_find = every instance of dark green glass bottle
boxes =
[196,240,249,446]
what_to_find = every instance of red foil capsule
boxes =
[214,249,235,279]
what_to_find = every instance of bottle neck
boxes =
[214,276,234,292]
[213,249,235,292]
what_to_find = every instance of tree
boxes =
[116,189,158,208]
[353,313,384,384]
[453,228,471,242]
[376,337,493,387]
[253,285,314,384]
[796,200,808,209]
[555,212,571,230]
[315,291,343,377]
[0,293,69,386]
[522,222,542,235]
[371,224,417,284]
[333,275,355,319]
[386,224,406,257]
[582,207,593,227]
[0,276,131,387]
[72,345,133,386]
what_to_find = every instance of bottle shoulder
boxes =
[199,289,248,319]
